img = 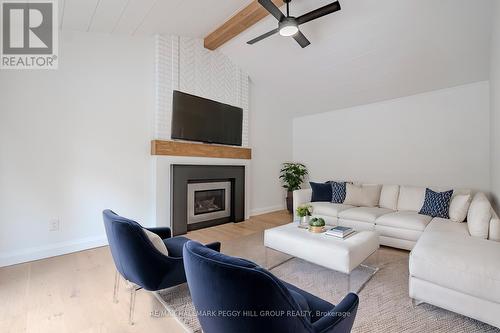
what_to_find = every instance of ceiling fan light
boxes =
[279,24,299,37]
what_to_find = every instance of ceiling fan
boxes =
[247,0,341,48]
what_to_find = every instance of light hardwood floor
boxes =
[0,211,291,333]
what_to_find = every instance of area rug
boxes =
[155,231,500,333]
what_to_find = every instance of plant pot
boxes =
[286,191,293,214]
[309,226,325,233]
[300,216,310,228]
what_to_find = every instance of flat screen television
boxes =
[171,90,243,146]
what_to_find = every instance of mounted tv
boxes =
[171,90,243,146]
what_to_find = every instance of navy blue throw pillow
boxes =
[419,188,454,218]
[310,182,332,202]
[331,182,347,203]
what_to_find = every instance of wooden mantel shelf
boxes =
[151,140,252,160]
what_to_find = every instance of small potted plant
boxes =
[296,204,313,227]
[279,162,308,213]
[309,217,326,233]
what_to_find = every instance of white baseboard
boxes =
[0,235,108,268]
[250,204,286,217]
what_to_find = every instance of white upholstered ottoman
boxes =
[264,223,379,275]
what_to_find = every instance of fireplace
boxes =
[171,165,245,235]
[187,181,231,225]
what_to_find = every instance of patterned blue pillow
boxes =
[331,182,347,203]
[419,188,454,218]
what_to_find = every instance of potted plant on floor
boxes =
[296,204,313,228]
[279,162,308,214]
[309,217,326,233]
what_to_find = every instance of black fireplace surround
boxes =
[171,165,245,236]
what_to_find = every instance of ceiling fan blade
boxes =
[258,0,285,21]
[247,28,280,45]
[296,1,341,25]
[292,31,311,48]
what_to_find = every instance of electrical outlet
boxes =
[49,219,60,232]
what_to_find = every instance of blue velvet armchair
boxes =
[183,240,359,333]
[102,210,220,324]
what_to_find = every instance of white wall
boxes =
[0,31,156,266]
[293,81,491,191]
[248,82,293,215]
[490,2,500,210]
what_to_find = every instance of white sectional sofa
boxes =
[293,183,500,328]
[409,217,500,328]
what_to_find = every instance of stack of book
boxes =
[325,226,355,239]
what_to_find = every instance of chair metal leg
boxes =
[129,286,137,325]
[113,270,120,303]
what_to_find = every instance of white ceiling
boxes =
[220,0,494,116]
[60,0,495,117]
[59,0,250,36]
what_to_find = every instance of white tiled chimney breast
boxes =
[154,35,250,147]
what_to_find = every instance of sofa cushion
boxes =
[419,188,453,218]
[343,184,382,207]
[339,207,394,223]
[448,194,472,223]
[339,219,375,231]
[425,217,470,235]
[310,182,332,202]
[490,217,500,242]
[310,202,354,217]
[379,185,400,210]
[410,219,500,304]
[331,182,348,203]
[375,211,432,231]
[467,192,492,239]
[397,186,426,212]
[375,225,423,242]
